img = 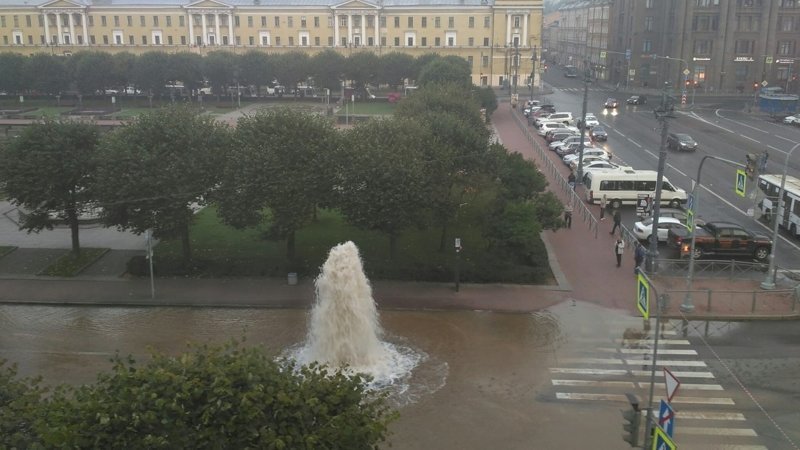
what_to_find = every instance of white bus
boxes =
[758,173,800,237]
[584,169,687,209]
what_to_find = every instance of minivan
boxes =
[584,170,687,209]
[546,112,574,125]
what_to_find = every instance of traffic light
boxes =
[745,153,757,179]
[622,393,642,447]
[753,82,759,91]
[685,79,691,87]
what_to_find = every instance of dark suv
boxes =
[667,133,698,151]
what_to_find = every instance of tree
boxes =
[0,52,27,94]
[345,52,380,97]
[1,341,396,448]
[71,51,116,96]
[337,118,433,259]
[238,51,272,95]
[111,52,137,92]
[131,52,171,106]
[216,109,339,261]
[309,49,345,93]
[0,361,47,449]
[203,50,238,99]
[417,55,472,89]
[22,53,69,95]
[169,52,204,96]
[379,52,415,90]
[95,106,230,263]
[472,86,498,120]
[271,51,310,95]
[0,119,100,256]
[412,53,441,83]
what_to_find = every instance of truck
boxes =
[667,221,772,261]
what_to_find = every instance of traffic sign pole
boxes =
[634,271,664,450]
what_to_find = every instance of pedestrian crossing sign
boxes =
[652,425,676,450]
[735,169,747,197]
[637,273,650,320]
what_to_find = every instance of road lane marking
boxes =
[768,145,783,152]
[628,138,642,148]
[690,112,736,133]
[715,109,771,134]
[649,382,724,391]
[679,427,757,436]
[775,135,795,143]
[681,446,766,450]
[613,129,626,137]
[630,370,715,378]
[552,380,635,388]
[549,368,627,376]
[739,134,760,143]
[572,338,688,345]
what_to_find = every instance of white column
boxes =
[56,13,64,44]
[523,13,528,45]
[228,12,233,46]
[189,13,195,45]
[68,13,75,45]
[505,13,511,45]
[82,12,88,45]
[374,14,379,46]
[44,13,50,45]
[334,14,339,46]
[361,14,365,46]
[347,14,352,46]
[201,13,207,45]
[214,13,221,45]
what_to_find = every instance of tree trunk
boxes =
[286,230,296,261]
[67,206,81,257]
[181,220,192,264]
[438,221,448,253]
[389,233,397,261]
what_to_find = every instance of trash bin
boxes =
[287,272,298,286]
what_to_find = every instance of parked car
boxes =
[590,126,608,141]
[569,155,609,171]
[604,98,619,108]
[557,141,594,157]
[563,148,608,166]
[538,121,567,136]
[551,136,591,152]
[667,221,772,261]
[783,114,800,125]
[667,133,698,151]
[546,129,579,143]
[626,95,647,105]
[633,217,688,243]
[578,113,600,128]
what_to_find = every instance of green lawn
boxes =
[0,246,17,258]
[151,206,552,283]
[40,248,109,277]
[338,102,397,115]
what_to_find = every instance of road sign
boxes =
[686,193,694,211]
[681,95,687,105]
[652,425,677,450]
[637,273,650,320]
[658,399,676,438]
[629,69,636,76]
[683,68,690,76]
[600,51,607,59]
[762,80,769,87]
[626,48,631,60]
[736,169,747,197]
[686,209,695,231]
[664,368,681,402]
[766,56,773,64]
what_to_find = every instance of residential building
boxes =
[543,0,610,80]
[0,0,545,87]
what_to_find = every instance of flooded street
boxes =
[0,301,655,448]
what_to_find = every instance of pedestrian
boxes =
[760,150,769,172]
[614,238,625,268]
[610,209,622,235]
[564,204,573,229]
[607,149,613,162]
[600,194,607,220]
[634,242,646,274]
[568,171,576,190]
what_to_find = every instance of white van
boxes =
[546,112,574,125]
[584,169,687,209]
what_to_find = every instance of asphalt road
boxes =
[540,68,800,269]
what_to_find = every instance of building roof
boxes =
[0,0,495,6]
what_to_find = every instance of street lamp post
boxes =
[575,62,591,186]
[760,142,800,289]
[646,83,673,273]
[513,41,520,95]
[530,45,538,102]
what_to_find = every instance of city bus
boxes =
[564,65,578,78]
[758,173,800,237]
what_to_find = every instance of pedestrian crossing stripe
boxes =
[549,368,716,378]
[679,427,758,437]
[597,348,698,355]
[561,358,707,367]
[554,393,734,405]
[681,446,767,450]
[571,338,688,345]
[551,379,723,391]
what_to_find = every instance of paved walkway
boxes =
[0,100,797,321]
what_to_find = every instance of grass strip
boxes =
[40,247,109,277]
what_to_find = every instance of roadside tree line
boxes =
[0,82,556,275]
[0,49,481,102]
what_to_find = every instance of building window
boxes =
[140,15,145,26]
[693,39,712,54]
[249,36,254,45]
[236,36,240,45]
[275,16,280,27]
[448,36,454,46]
[737,0,763,7]
[736,14,761,31]
[777,40,795,55]
[179,16,184,27]
[734,64,749,82]
[692,14,720,31]
[435,37,440,46]
[483,37,489,46]
[181,36,186,45]
[449,16,455,28]
[328,36,333,46]
[734,39,755,53]
[101,16,107,26]
[408,17,413,27]
[421,17,427,28]
[288,16,293,28]
[380,16,386,27]
[646,0,654,7]
[468,37,474,46]
[435,17,440,28]
[247,16,252,27]
[407,36,413,46]
[394,37,400,46]
[469,16,474,28]
[643,40,652,52]
[166,16,171,26]
[289,36,294,45]
[315,36,320,45]
[513,16,520,28]
[114,16,120,26]
[154,34,161,45]
[696,0,720,6]
[26,15,31,27]
[314,16,319,27]
[778,16,797,31]
[381,36,386,46]
[482,55,489,67]
[341,37,347,46]
[421,37,427,46]
[394,16,399,27]
[777,66,791,80]
[300,16,305,27]
[780,0,796,7]
[234,16,239,27]
[103,35,108,44]
[129,35,134,45]
[467,56,473,67]
[644,16,653,31]
[262,16,267,27]
[90,35,95,44]
[153,16,159,26]
[276,36,281,45]
[167,35,173,44]
[484,16,490,28]
[194,15,201,26]
[142,35,147,44]
[126,15,132,26]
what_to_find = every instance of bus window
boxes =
[663,181,676,192]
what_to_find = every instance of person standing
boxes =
[568,171,576,190]
[614,238,625,268]
[634,242,646,274]
[610,209,622,235]
[600,194,607,220]
[564,204,573,229]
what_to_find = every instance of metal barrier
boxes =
[654,258,777,280]
[662,288,797,315]
[511,107,599,238]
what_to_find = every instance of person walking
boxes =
[614,238,625,268]
[610,209,622,235]
[600,194,607,220]
[564,204,573,229]
[634,242,646,274]
[568,171,576,190]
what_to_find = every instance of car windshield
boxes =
[593,126,605,133]
[676,134,693,142]
[607,98,616,102]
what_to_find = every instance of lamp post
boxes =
[645,83,673,274]
[513,41,520,95]
[575,62,591,186]
[760,142,800,289]
[530,45,538,101]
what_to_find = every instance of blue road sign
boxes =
[658,399,675,438]
[625,48,631,60]
[652,425,676,450]
[637,273,650,320]
[736,169,747,197]
[686,193,694,211]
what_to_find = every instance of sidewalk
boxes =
[0,101,797,321]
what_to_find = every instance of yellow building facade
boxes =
[0,0,542,87]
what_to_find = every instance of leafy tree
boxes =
[71,51,116,96]
[493,146,547,201]
[412,53,441,83]
[379,52,415,89]
[22,53,69,95]
[309,49,345,93]
[203,50,238,99]
[417,55,472,89]
[337,118,433,259]
[472,86,498,120]
[169,52,204,96]
[216,109,339,261]
[272,51,310,95]
[345,52,380,97]
[131,52,171,105]
[238,50,273,95]
[0,52,27,94]
[95,106,230,263]
[111,52,137,91]
[0,119,100,255]
[0,361,47,449]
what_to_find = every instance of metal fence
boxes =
[661,287,797,316]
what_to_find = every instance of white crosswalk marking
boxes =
[551,379,723,391]
[680,427,758,437]
[561,357,707,367]
[597,348,698,355]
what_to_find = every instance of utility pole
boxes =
[646,83,673,273]
[575,62,590,185]
[530,45,538,101]
[513,40,520,95]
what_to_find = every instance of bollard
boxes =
[706,289,712,313]
[751,291,757,313]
